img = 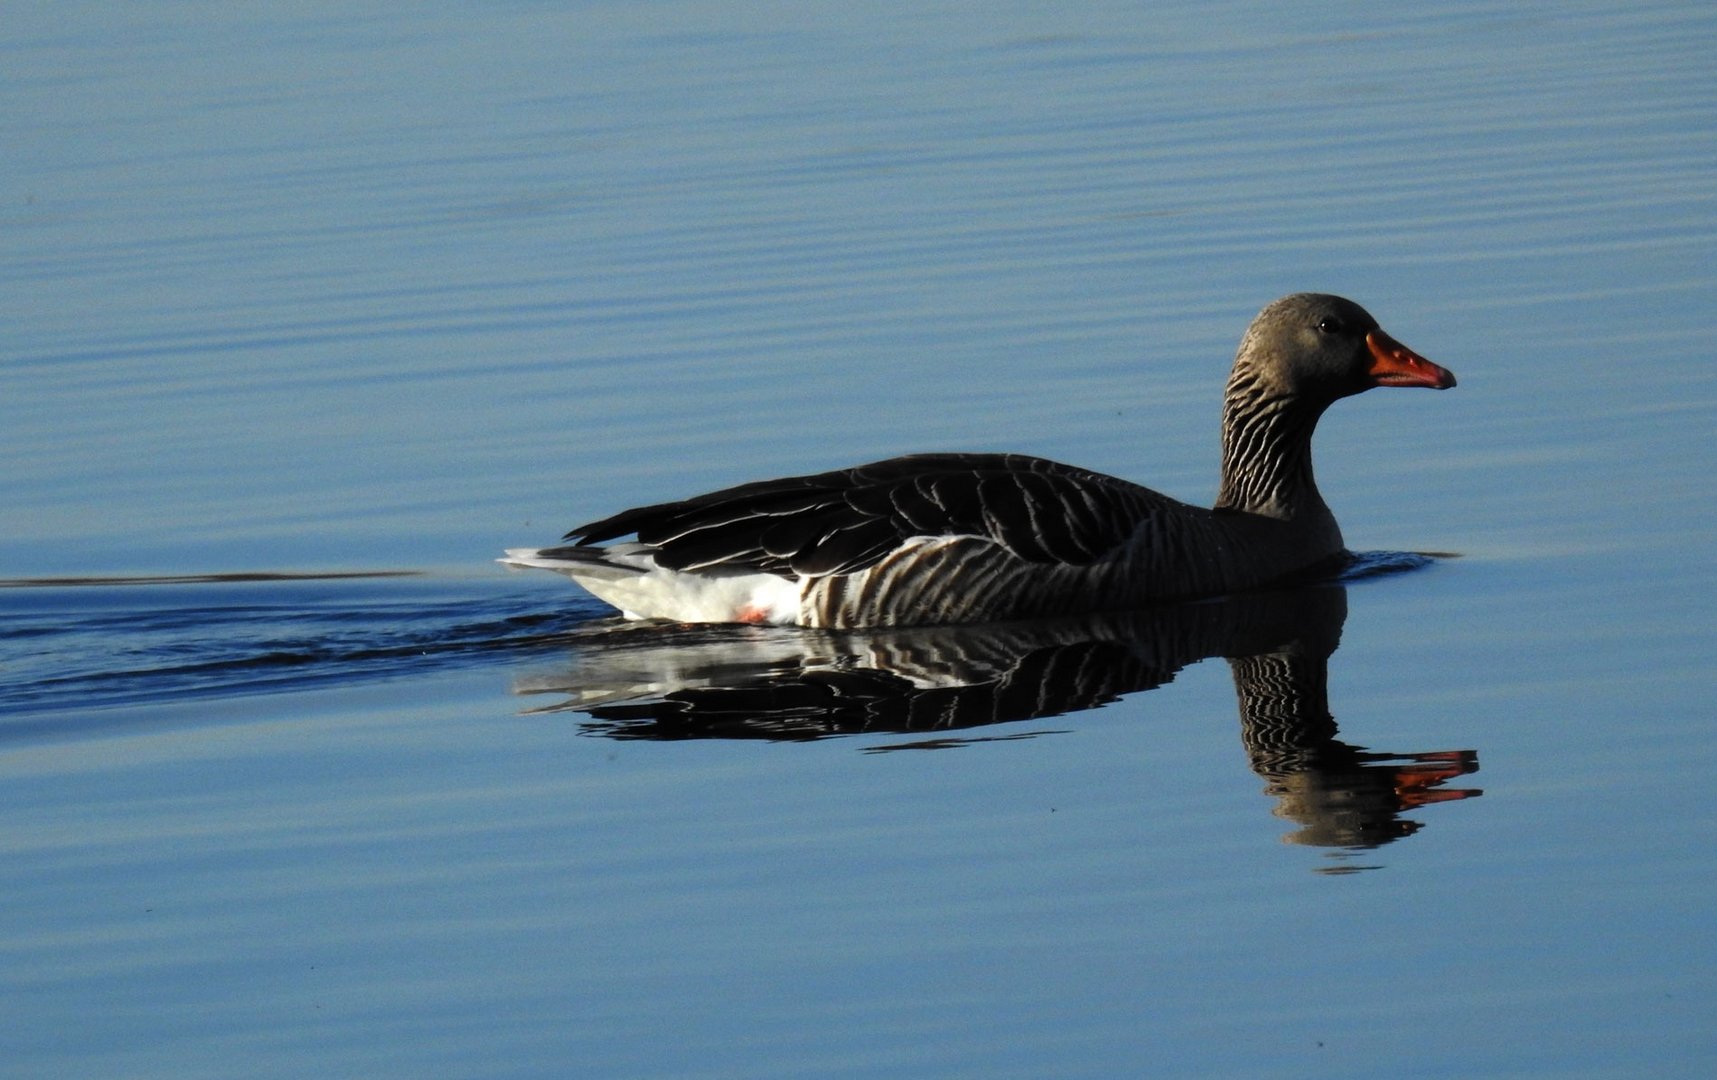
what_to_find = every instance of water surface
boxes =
[3,2,1714,1077]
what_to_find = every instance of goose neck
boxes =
[1213,376,1328,520]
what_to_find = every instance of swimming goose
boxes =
[502,293,1454,627]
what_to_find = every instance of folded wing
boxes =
[557,453,1179,578]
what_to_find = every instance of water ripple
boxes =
[1,554,1439,723]
[0,574,599,721]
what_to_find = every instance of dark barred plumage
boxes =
[562,453,1165,578]
[503,293,1455,626]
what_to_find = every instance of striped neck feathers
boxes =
[1214,365,1331,519]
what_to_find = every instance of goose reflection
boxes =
[514,584,1478,852]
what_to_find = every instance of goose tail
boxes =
[499,544,650,582]
[500,543,802,624]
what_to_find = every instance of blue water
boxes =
[3,2,1714,1077]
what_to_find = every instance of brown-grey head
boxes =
[1235,293,1455,402]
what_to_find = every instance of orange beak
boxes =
[1366,330,1456,389]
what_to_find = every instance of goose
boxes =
[501,293,1454,627]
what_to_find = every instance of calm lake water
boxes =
[3,2,1714,1077]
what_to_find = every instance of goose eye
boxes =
[1316,317,1345,335]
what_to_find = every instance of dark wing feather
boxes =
[561,453,1181,578]
[788,515,905,576]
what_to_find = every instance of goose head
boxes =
[1235,293,1455,403]
[1216,293,1455,519]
